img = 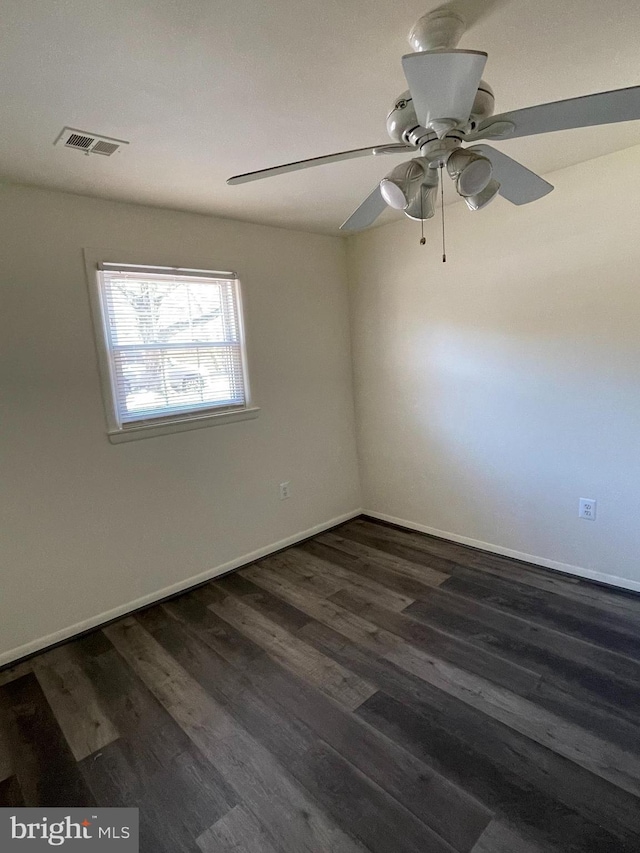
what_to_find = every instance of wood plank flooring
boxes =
[1,517,640,852]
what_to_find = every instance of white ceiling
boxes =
[2,0,640,234]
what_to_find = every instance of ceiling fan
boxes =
[228,7,640,232]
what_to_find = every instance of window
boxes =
[87,259,257,442]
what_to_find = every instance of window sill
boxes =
[107,406,260,444]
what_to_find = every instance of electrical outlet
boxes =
[579,498,596,520]
[279,481,291,500]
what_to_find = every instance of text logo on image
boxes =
[0,808,138,850]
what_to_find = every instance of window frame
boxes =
[84,250,259,443]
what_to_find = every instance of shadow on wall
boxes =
[351,149,640,579]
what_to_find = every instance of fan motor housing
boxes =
[387,81,494,143]
[386,91,420,143]
[470,81,495,126]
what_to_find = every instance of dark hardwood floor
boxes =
[2,516,640,852]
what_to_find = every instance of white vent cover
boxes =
[54,127,129,156]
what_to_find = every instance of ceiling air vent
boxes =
[54,127,129,156]
[66,132,93,149]
[91,140,120,156]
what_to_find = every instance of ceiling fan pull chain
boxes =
[420,186,426,245]
[440,163,447,263]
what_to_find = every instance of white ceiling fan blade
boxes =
[227,144,411,185]
[340,186,388,232]
[401,49,487,130]
[469,144,553,204]
[471,85,640,142]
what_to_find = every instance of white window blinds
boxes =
[97,264,248,426]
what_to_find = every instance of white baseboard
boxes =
[0,508,362,670]
[363,509,640,595]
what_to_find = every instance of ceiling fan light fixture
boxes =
[403,166,439,220]
[380,179,409,210]
[458,158,493,196]
[464,178,501,211]
[404,184,438,221]
[447,149,493,197]
[380,159,425,209]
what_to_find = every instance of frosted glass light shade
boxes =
[464,178,501,211]
[447,149,493,197]
[380,160,425,210]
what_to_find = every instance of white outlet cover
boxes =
[279,481,291,500]
[579,498,596,520]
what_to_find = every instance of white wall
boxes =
[4,145,640,666]
[347,146,640,590]
[0,184,361,664]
